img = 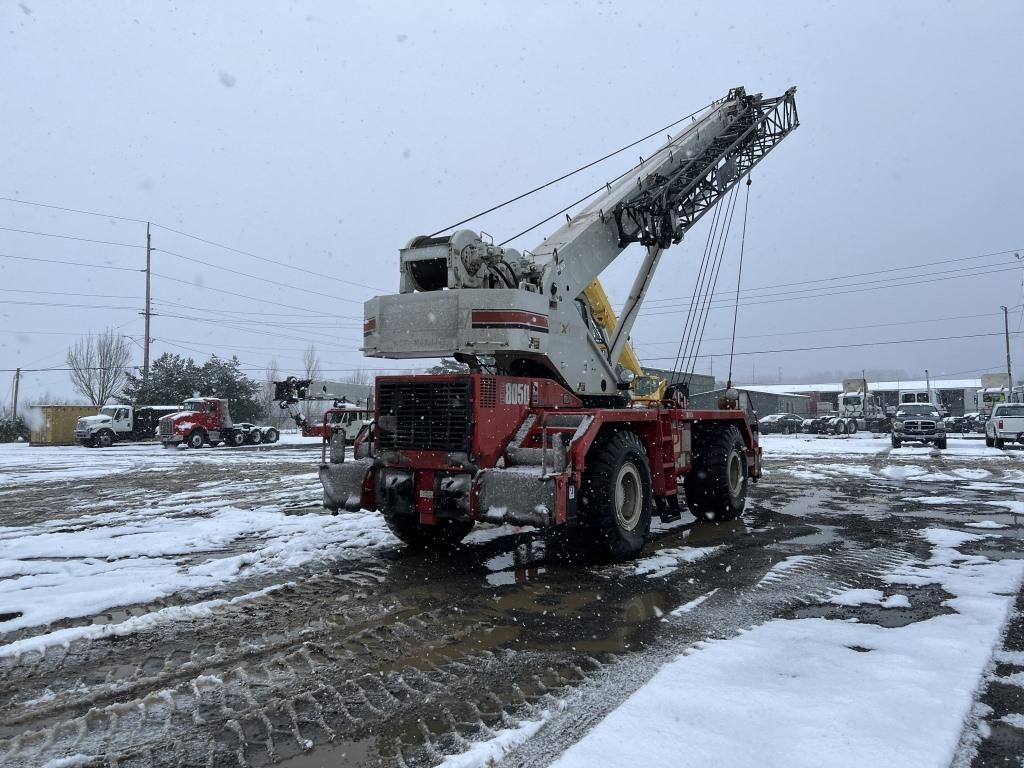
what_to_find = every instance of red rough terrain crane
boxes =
[321,87,799,560]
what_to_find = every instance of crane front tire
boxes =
[383,512,473,550]
[580,430,653,561]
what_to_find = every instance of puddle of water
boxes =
[275,737,372,767]
[484,540,548,586]
[775,524,842,549]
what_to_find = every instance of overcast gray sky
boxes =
[2,1,1023,404]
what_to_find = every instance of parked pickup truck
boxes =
[75,404,179,447]
[986,403,1024,448]
[891,403,947,449]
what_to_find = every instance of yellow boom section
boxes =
[582,279,666,403]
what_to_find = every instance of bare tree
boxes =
[302,344,322,423]
[66,329,132,406]
[263,357,286,429]
[346,367,369,386]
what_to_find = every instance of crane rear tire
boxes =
[684,426,748,523]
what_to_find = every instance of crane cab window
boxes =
[574,298,607,348]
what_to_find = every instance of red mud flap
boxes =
[320,458,374,512]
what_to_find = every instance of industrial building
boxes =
[688,386,813,416]
[750,379,985,416]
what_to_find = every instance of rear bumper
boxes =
[991,430,1024,441]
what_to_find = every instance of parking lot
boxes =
[0,434,1022,767]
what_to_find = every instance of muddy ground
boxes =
[1,437,1022,767]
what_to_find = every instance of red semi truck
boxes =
[158,397,279,449]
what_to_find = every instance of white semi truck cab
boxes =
[75,405,179,447]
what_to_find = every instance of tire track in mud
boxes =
[0,537,618,768]
[0,504,915,768]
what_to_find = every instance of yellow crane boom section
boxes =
[583,279,666,403]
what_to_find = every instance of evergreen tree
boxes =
[121,353,265,421]
[200,356,264,421]
[121,353,202,406]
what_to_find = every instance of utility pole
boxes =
[143,222,153,381]
[11,368,20,421]
[1003,305,1014,402]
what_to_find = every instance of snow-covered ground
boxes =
[0,436,398,660]
[2,433,1023,766]
[0,433,321,487]
[551,528,1024,768]
[0,505,394,657]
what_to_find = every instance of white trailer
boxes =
[978,373,1010,416]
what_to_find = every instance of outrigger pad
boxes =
[320,458,374,512]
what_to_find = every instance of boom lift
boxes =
[274,376,371,440]
[323,87,798,560]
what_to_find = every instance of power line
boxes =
[150,223,387,293]
[0,225,143,249]
[151,272,358,316]
[0,195,146,223]
[633,310,1018,348]
[643,247,1024,306]
[640,256,1023,312]
[154,311,363,351]
[152,298,357,320]
[0,299,139,311]
[0,194,387,293]
[638,262,1024,317]
[0,252,139,272]
[640,330,1024,363]
[156,247,364,304]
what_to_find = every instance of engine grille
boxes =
[903,419,936,434]
[159,419,172,437]
[377,379,472,452]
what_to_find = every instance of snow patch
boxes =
[436,707,560,768]
[633,546,724,578]
[552,529,1024,768]
[670,589,718,616]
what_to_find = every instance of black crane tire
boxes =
[383,511,473,551]
[685,426,748,523]
[578,430,652,562]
